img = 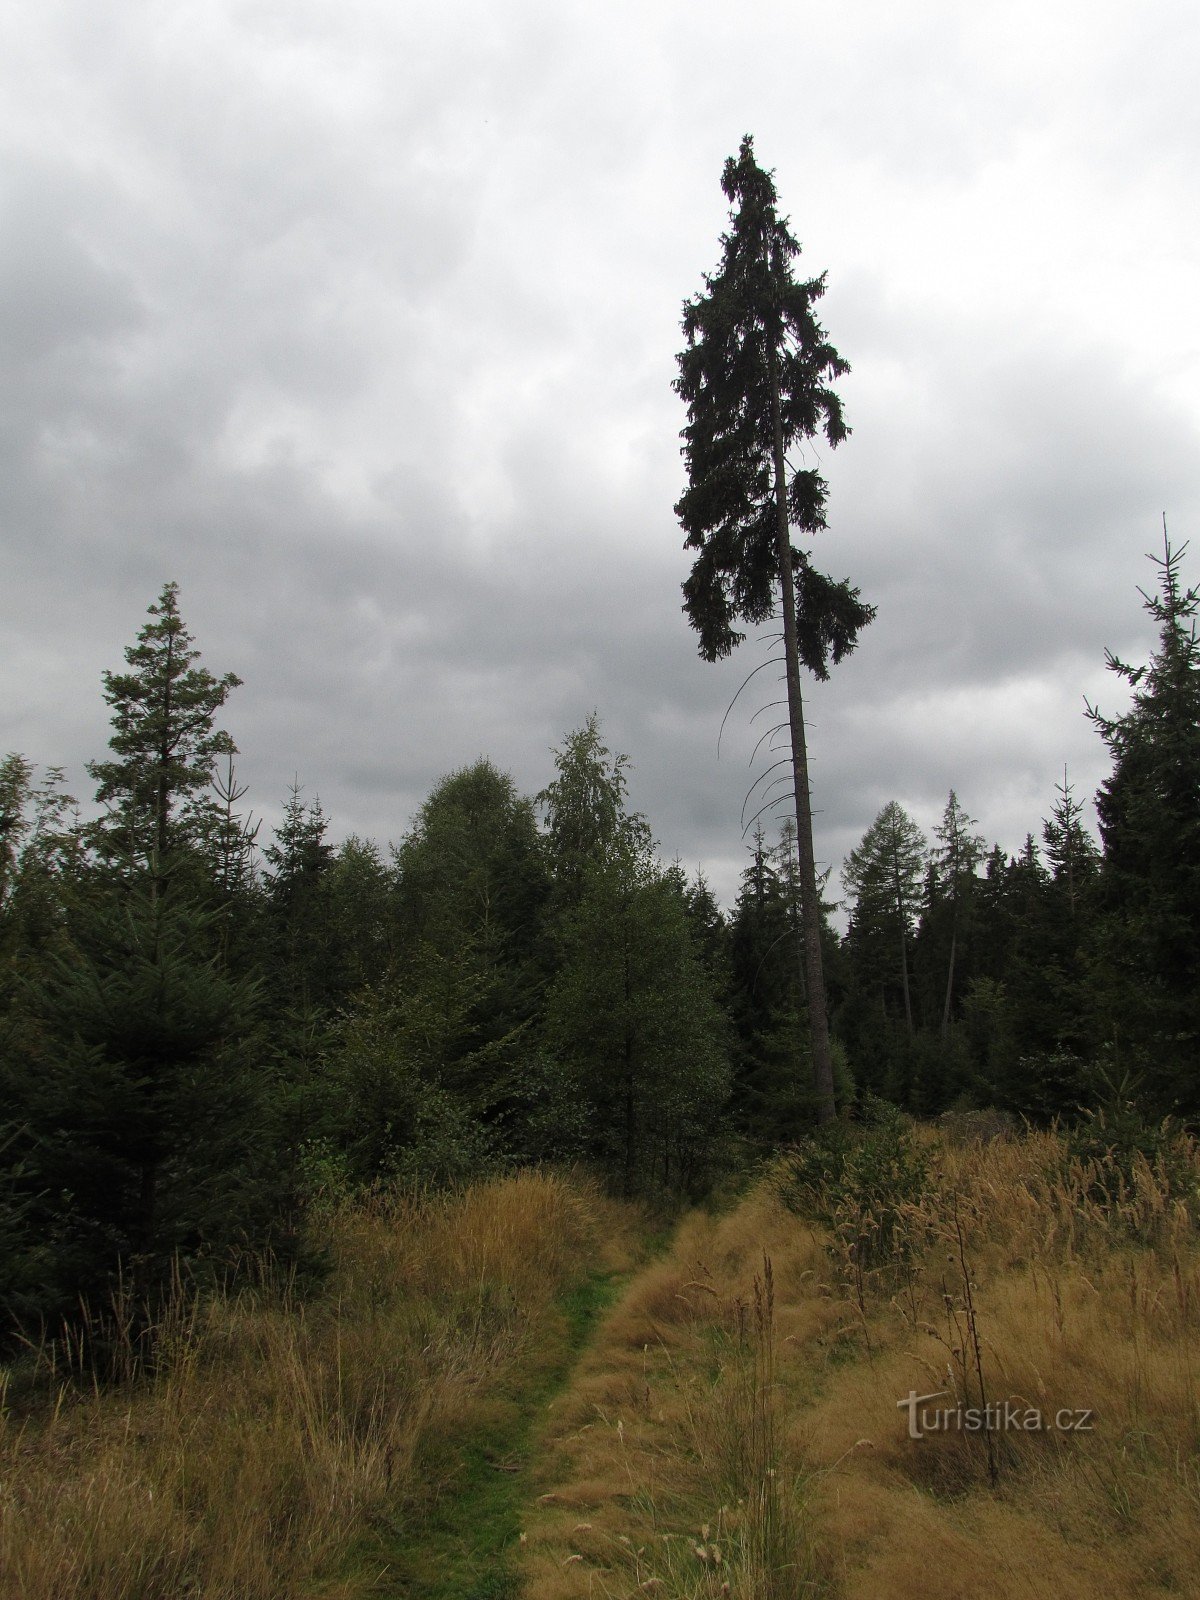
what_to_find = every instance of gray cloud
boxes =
[2,0,1198,915]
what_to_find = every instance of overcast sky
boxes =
[4,0,1198,910]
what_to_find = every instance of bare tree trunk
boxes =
[891,857,915,1037]
[941,923,957,1042]
[769,349,836,1125]
[899,923,914,1036]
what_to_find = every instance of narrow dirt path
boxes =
[373,1266,631,1600]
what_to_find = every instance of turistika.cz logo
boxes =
[897,1390,1095,1440]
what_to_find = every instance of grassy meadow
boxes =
[0,1171,642,1600]
[2,1119,1199,1599]
[520,1115,1200,1599]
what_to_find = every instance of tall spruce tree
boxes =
[1088,531,1200,1102]
[674,136,874,1123]
[89,582,242,882]
[931,791,984,1040]
[27,587,264,1306]
[540,721,729,1192]
[843,801,927,1037]
[1042,770,1100,920]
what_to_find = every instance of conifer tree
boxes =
[1042,770,1099,919]
[931,791,984,1039]
[726,827,810,1140]
[675,136,874,1123]
[843,801,927,1037]
[540,721,729,1191]
[12,882,264,1310]
[680,867,730,987]
[8,589,264,1314]
[1088,530,1200,1100]
[263,782,336,1012]
[394,759,551,1086]
[88,582,241,881]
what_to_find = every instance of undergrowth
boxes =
[521,1113,1200,1600]
[6,1118,1199,1600]
[0,1170,636,1600]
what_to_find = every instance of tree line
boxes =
[4,525,1196,1341]
[0,585,742,1335]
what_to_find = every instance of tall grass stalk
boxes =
[0,1170,614,1600]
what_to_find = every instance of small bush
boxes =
[936,1105,1016,1145]
[774,1094,929,1271]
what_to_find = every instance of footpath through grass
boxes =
[0,1172,647,1600]
[519,1121,1200,1600]
[369,1271,624,1600]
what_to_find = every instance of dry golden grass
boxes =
[519,1196,839,1600]
[797,1125,1200,1599]
[7,1133,1197,1599]
[0,1169,636,1600]
[520,1124,1200,1600]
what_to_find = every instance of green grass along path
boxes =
[362,1270,623,1600]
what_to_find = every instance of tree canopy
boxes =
[88,582,241,875]
[674,136,873,669]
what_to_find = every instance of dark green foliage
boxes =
[774,1095,928,1268]
[392,760,552,1150]
[674,137,869,667]
[0,757,79,932]
[322,835,397,994]
[928,791,985,1039]
[1042,771,1101,918]
[88,582,241,873]
[6,884,266,1316]
[263,782,339,1011]
[543,858,730,1195]
[396,759,549,1008]
[679,866,731,987]
[675,135,873,1129]
[537,714,649,900]
[540,721,730,1194]
[836,785,1106,1120]
[842,801,926,1037]
[967,834,1099,1115]
[1063,1069,1199,1221]
[265,784,335,907]
[1,596,269,1338]
[0,757,81,1034]
[303,976,495,1190]
[996,1050,1089,1123]
[1088,533,1200,1104]
[0,1123,44,1327]
[725,826,837,1142]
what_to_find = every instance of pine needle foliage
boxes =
[674,136,872,669]
[88,582,241,870]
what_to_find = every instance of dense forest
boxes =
[1,521,1196,1339]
